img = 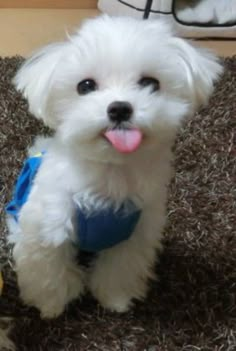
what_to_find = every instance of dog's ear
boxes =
[13,42,68,127]
[169,37,223,110]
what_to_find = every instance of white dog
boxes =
[6,16,222,319]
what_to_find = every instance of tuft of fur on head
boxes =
[13,15,222,162]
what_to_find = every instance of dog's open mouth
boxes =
[103,127,143,154]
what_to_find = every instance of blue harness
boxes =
[6,154,141,252]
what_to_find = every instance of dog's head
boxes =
[14,16,222,162]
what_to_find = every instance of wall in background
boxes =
[0,0,97,8]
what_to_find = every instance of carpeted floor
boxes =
[0,56,235,351]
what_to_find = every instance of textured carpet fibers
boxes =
[0,56,235,351]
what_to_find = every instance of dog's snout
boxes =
[107,101,133,123]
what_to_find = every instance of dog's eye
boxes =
[138,77,160,92]
[77,79,97,95]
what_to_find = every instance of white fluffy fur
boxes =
[8,16,222,318]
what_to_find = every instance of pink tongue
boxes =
[104,128,143,153]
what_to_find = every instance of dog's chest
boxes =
[70,161,154,205]
[68,164,146,252]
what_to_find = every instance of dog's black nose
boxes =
[107,101,133,123]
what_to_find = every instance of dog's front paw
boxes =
[19,289,66,319]
[98,295,133,313]
[20,270,84,319]
[40,302,66,319]
[90,280,133,313]
[17,259,85,319]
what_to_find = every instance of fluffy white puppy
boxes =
[7,16,222,318]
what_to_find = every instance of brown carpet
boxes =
[0,56,235,351]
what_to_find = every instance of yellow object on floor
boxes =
[0,272,3,294]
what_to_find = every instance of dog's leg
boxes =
[12,195,84,319]
[89,208,164,312]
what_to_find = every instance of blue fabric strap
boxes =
[6,153,43,221]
